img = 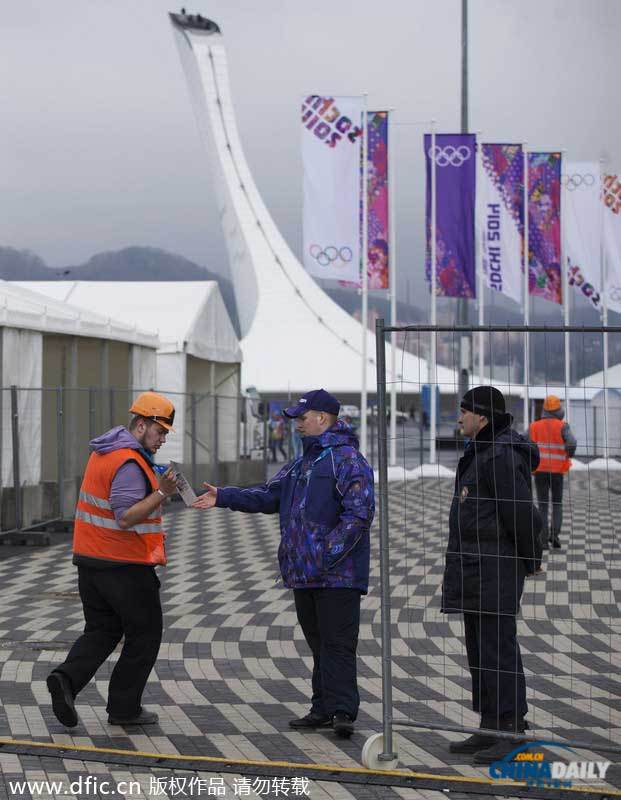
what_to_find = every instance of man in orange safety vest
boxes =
[46,392,179,729]
[529,395,577,550]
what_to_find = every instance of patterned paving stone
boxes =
[0,476,618,798]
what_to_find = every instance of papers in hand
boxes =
[169,461,198,507]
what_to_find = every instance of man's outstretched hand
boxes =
[192,483,218,510]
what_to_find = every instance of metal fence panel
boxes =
[371,320,621,768]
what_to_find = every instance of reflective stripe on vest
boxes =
[78,490,112,510]
[75,509,162,535]
[73,447,166,566]
[530,418,571,474]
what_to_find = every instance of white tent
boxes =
[0,280,159,527]
[16,281,242,466]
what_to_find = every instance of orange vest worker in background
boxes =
[46,392,179,729]
[529,395,577,550]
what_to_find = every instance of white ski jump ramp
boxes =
[170,12,455,396]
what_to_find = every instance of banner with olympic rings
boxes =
[528,152,562,304]
[302,95,363,282]
[603,173,621,314]
[564,161,602,310]
[424,133,476,298]
[478,143,524,306]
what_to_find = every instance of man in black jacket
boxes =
[442,386,542,764]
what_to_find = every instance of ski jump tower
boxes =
[169,12,447,398]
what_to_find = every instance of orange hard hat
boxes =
[129,391,176,431]
[543,394,562,412]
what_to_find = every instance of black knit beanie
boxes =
[460,385,506,418]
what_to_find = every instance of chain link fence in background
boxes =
[0,387,268,540]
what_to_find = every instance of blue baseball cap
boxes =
[283,389,340,418]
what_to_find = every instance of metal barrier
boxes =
[0,387,269,544]
[369,319,621,772]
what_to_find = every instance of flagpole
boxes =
[388,109,398,466]
[430,121,437,465]
[522,142,530,431]
[600,159,609,459]
[523,145,530,430]
[561,150,570,422]
[476,134,484,384]
[360,94,369,456]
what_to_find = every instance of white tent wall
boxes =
[156,352,187,465]
[184,357,241,480]
[591,389,621,457]
[131,345,157,393]
[41,335,79,520]
[562,399,593,458]
[1,327,43,529]
[214,362,241,467]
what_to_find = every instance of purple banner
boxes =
[341,111,389,289]
[528,152,562,304]
[367,111,389,289]
[425,133,476,298]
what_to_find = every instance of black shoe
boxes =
[46,671,78,728]
[332,712,354,738]
[551,537,561,549]
[542,539,549,550]
[289,712,331,730]
[449,732,497,754]
[473,735,526,764]
[108,708,159,725]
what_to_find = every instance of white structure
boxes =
[169,13,455,397]
[0,280,158,526]
[16,281,242,466]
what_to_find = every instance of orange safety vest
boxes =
[73,448,166,566]
[529,417,571,474]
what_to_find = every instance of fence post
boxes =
[235,392,242,461]
[88,387,96,443]
[190,393,197,490]
[10,386,22,531]
[419,413,424,467]
[262,406,269,475]
[374,318,397,761]
[56,386,65,520]
[109,387,115,428]
[242,398,248,459]
[213,393,219,484]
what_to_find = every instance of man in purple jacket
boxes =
[193,389,375,738]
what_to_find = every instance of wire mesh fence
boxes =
[0,386,269,537]
[369,319,621,775]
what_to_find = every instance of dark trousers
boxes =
[463,612,527,730]
[55,565,163,718]
[534,472,564,540]
[294,588,361,720]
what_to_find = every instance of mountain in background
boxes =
[1,244,615,382]
[0,245,240,334]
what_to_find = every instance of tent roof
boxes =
[0,280,158,347]
[14,282,241,364]
[578,362,621,391]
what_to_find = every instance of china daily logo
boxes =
[489,742,611,789]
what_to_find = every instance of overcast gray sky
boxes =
[1,1,619,296]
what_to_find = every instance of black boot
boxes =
[289,711,331,730]
[449,732,497,754]
[473,718,528,764]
